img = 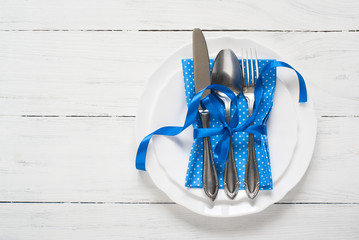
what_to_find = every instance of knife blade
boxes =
[192,28,218,201]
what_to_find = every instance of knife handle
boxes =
[244,133,260,199]
[201,111,219,201]
[224,138,239,199]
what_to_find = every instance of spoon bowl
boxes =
[212,49,242,95]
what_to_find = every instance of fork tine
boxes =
[245,49,250,86]
[241,48,245,85]
[254,48,259,81]
[250,49,255,86]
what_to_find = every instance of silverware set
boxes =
[193,28,260,201]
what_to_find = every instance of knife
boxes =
[193,28,219,201]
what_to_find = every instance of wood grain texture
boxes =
[0,203,358,240]
[0,31,358,116]
[0,0,358,31]
[0,116,358,203]
[0,0,358,238]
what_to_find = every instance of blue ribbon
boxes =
[135,60,307,171]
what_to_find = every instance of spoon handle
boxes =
[224,138,239,199]
[244,133,260,199]
[201,111,219,201]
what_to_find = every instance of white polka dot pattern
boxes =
[182,59,275,190]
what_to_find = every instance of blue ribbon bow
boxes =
[136,60,307,171]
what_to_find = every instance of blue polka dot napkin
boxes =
[181,58,276,190]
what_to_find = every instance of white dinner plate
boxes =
[135,37,317,217]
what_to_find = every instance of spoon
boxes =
[211,49,242,199]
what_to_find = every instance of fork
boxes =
[241,48,260,199]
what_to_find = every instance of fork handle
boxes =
[201,111,219,201]
[244,133,260,199]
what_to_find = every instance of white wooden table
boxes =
[0,0,358,239]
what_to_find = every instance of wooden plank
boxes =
[0,116,358,203]
[0,116,167,202]
[0,203,357,239]
[0,31,358,116]
[0,0,358,30]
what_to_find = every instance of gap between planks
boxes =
[20,115,136,118]
[15,115,359,118]
[0,29,358,32]
[0,201,357,205]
